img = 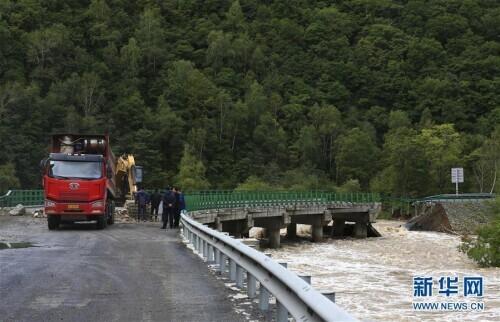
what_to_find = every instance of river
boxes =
[264,220,499,322]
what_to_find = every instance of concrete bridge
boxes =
[186,191,382,248]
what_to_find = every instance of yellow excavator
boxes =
[115,154,142,202]
[115,154,145,219]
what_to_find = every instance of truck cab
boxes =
[41,134,117,230]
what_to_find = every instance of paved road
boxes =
[0,216,244,322]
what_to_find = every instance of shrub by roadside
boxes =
[460,197,500,267]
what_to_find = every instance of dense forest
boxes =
[0,0,499,196]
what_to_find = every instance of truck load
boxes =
[40,134,139,230]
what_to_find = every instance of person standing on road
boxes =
[173,187,181,228]
[161,187,177,229]
[178,187,186,213]
[150,189,162,222]
[135,187,149,222]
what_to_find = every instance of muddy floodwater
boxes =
[265,220,499,322]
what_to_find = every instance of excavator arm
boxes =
[115,154,138,201]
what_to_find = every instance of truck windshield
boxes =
[49,161,102,179]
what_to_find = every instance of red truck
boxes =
[41,134,127,230]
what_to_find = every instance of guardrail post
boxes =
[215,217,223,231]
[235,265,244,288]
[219,253,226,275]
[197,236,202,254]
[247,273,256,298]
[203,240,208,259]
[258,253,272,311]
[214,249,221,272]
[276,302,288,322]
[258,282,270,311]
[208,244,214,262]
[229,258,236,281]
[276,262,289,322]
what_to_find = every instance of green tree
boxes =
[175,145,210,191]
[120,38,142,78]
[134,7,164,73]
[416,124,462,193]
[309,104,342,173]
[86,0,119,46]
[372,127,429,197]
[206,31,234,71]
[335,128,380,187]
[468,127,500,193]
[225,0,246,32]
[235,176,273,191]
[338,179,361,193]
[0,163,20,194]
[25,24,68,69]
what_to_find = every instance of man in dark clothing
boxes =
[150,189,162,222]
[178,188,186,212]
[161,187,177,229]
[135,187,149,222]
[173,187,181,228]
[173,187,186,228]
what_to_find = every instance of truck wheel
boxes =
[96,215,107,229]
[48,215,60,230]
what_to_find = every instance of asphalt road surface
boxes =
[0,216,245,322]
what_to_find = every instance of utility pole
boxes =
[451,168,464,195]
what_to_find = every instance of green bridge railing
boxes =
[0,189,381,209]
[184,191,381,211]
[0,190,44,207]
[1,189,491,211]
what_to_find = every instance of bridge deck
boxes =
[0,216,243,322]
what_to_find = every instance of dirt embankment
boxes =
[406,201,494,234]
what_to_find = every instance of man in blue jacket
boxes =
[161,187,176,229]
[173,187,186,228]
[135,187,150,222]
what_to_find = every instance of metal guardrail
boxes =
[417,193,495,203]
[422,193,494,200]
[180,213,357,322]
[0,190,44,207]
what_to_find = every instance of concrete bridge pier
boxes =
[330,209,370,238]
[215,217,223,232]
[312,221,323,242]
[254,217,286,249]
[286,223,297,239]
[268,227,281,249]
[289,213,327,243]
[354,221,367,238]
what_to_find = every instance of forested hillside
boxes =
[0,0,499,196]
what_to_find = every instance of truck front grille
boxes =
[59,192,89,201]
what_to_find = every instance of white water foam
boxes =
[266,220,500,322]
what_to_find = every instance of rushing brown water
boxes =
[265,220,500,322]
